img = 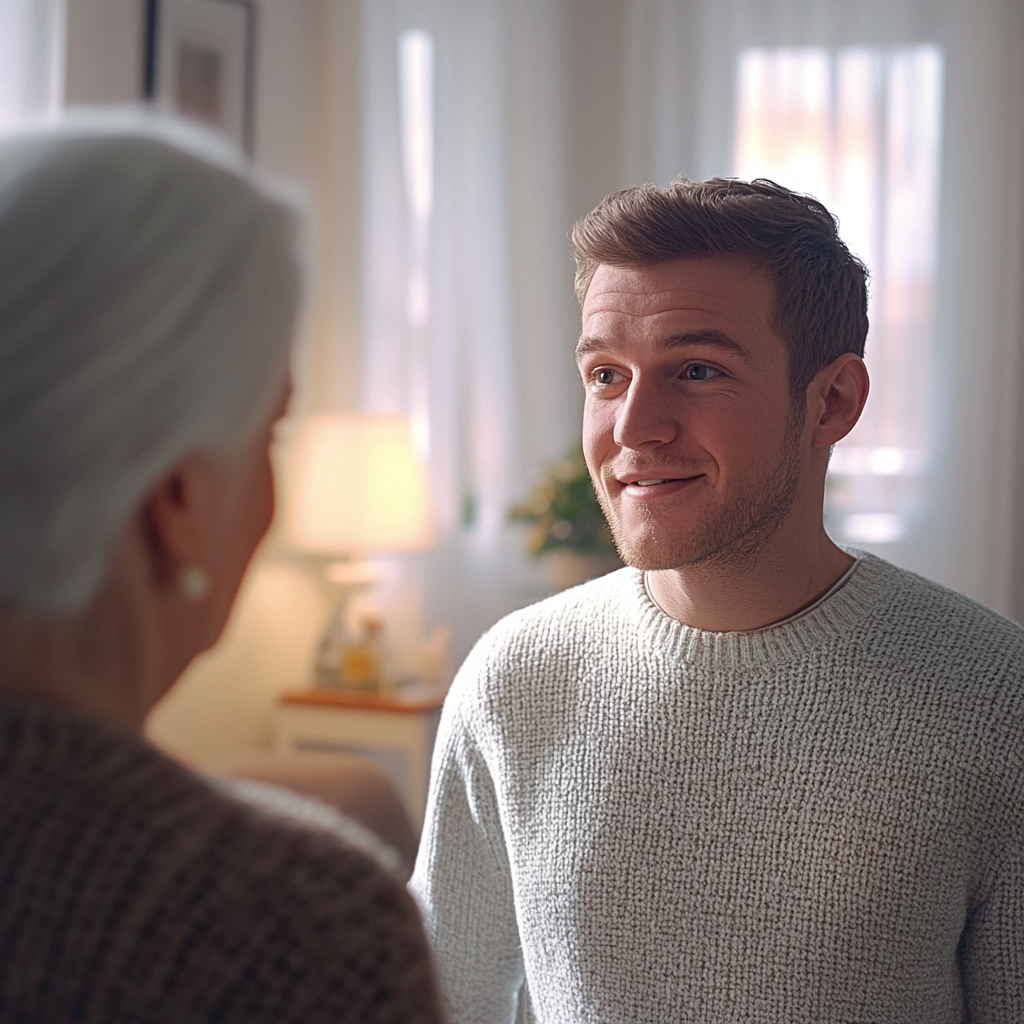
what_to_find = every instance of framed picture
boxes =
[143,0,257,155]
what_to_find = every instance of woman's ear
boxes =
[138,453,218,593]
[807,353,869,449]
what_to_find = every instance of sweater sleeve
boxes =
[410,687,525,1024]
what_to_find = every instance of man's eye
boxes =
[684,364,721,382]
[593,367,623,386]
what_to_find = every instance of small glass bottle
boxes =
[338,616,384,691]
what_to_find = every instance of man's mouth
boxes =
[615,473,704,496]
[617,472,700,485]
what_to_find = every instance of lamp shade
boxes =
[284,414,435,555]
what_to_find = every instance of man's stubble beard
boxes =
[594,409,806,573]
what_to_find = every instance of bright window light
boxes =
[843,513,907,544]
[735,44,944,545]
[828,446,926,477]
[397,29,435,460]
[399,30,434,225]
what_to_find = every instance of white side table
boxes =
[273,689,445,831]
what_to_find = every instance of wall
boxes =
[65,0,143,105]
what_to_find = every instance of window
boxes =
[734,45,944,546]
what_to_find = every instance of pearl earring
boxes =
[179,563,211,601]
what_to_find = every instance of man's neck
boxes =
[645,525,855,633]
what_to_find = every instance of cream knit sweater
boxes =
[411,554,1024,1023]
[0,697,444,1023]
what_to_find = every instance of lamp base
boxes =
[325,560,383,587]
[313,561,391,693]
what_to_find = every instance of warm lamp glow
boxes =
[285,414,434,555]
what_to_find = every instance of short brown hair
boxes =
[571,177,868,396]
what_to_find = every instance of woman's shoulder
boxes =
[0,697,442,1024]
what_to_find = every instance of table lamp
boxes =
[283,413,435,690]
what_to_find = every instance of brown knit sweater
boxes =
[0,697,444,1023]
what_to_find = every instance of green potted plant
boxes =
[509,444,622,588]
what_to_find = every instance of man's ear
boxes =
[806,353,869,449]
[138,453,217,592]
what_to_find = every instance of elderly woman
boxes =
[0,113,443,1023]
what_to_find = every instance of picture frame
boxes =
[143,0,257,155]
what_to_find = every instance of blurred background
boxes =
[3,0,1023,770]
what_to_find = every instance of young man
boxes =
[411,179,1024,1023]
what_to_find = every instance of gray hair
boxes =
[0,110,304,615]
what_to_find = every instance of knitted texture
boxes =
[0,698,444,1024]
[411,554,1024,1023]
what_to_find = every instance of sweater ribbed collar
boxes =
[624,549,890,673]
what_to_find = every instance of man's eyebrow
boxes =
[574,329,752,364]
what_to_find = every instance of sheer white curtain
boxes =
[350,0,1024,656]
[357,0,581,659]
[0,0,65,132]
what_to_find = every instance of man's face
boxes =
[578,257,807,571]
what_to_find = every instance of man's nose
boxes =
[612,377,678,450]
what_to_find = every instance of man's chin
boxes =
[612,536,702,572]
[600,502,743,572]
[613,512,790,573]
[610,518,749,571]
